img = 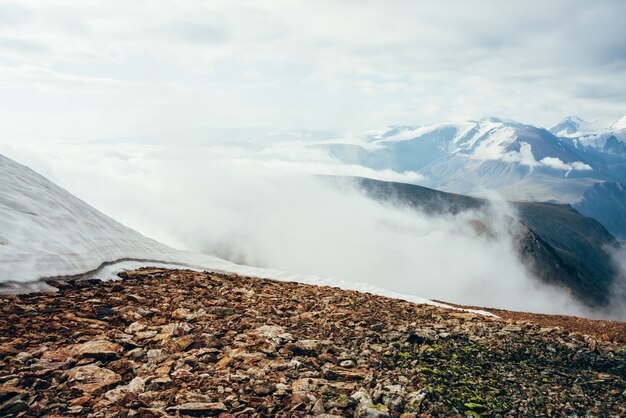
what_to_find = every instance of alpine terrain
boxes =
[318,116,626,240]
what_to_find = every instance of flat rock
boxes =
[67,365,122,394]
[76,339,122,359]
[167,402,227,413]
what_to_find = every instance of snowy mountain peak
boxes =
[367,118,523,144]
[609,115,626,131]
[547,114,626,150]
[340,118,595,177]
[549,116,590,136]
[476,116,522,126]
[551,114,626,136]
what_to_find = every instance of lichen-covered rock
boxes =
[353,389,391,418]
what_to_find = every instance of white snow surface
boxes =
[552,115,626,147]
[0,153,490,313]
[609,115,626,131]
[551,116,606,138]
[0,153,182,282]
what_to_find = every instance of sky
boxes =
[1,0,625,142]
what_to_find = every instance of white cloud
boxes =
[0,140,593,316]
[471,129,540,167]
[503,142,539,167]
[539,157,571,171]
[540,157,593,174]
[1,0,625,142]
[571,161,593,171]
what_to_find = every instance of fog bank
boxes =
[0,140,605,317]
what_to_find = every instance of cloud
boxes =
[571,161,593,170]
[0,139,603,318]
[471,133,539,168]
[163,21,229,45]
[0,3,30,27]
[607,247,626,320]
[540,157,593,174]
[0,37,49,56]
[1,1,626,142]
[539,157,570,171]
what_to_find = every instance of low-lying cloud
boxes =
[1,139,607,318]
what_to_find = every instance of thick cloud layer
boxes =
[1,140,607,318]
[1,1,626,142]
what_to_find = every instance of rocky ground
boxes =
[0,268,625,417]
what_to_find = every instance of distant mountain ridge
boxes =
[549,116,605,137]
[317,116,626,239]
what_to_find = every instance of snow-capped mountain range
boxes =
[549,115,626,138]
[319,115,626,239]
[549,115,626,153]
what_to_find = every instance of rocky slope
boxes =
[1,268,625,417]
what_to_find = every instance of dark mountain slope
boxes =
[331,177,620,307]
[573,182,626,241]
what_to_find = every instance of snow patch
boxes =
[470,127,539,168]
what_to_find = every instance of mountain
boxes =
[548,116,606,137]
[549,115,626,239]
[318,117,626,239]
[344,176,620,308]
[573,182,626,242]
[549,115,585,136]
[322,118,601,196]
[549,115,626,154]
[610,115,626,131]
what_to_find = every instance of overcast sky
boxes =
[1,0,625,142]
